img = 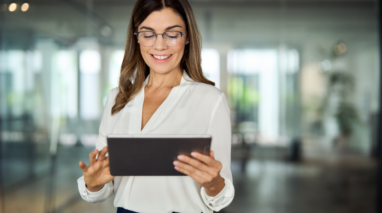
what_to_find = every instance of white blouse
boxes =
[77,71,235,213]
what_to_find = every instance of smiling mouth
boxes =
[151,54,172,60]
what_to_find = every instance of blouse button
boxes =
[209,203,213,207]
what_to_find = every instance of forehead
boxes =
[139,8,185,31]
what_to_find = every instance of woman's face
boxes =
[137,8,188,75]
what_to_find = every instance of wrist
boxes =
[205,176,225,197]
[86,184,104,192]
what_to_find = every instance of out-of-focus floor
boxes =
[226,160,376,213]
[2,146,377,213]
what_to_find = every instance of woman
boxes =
[77,0,234,212]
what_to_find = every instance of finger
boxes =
[79,161,88,173]
[177,155,210,173]
[174,160,212,180]
[190,152,215,166]
[98,147,108,162]
[174,165,206,184]
[190,153,223,173]
[103,157,110,167]
[89,149,99,165]
[210,150,215,159]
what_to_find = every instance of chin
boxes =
[145,60,181,75]
[149,65,179,74]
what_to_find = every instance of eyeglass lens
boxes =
[138,32,182,47]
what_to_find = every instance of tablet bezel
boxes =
[106,134,212,176]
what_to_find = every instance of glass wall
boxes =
[0,0,379,212]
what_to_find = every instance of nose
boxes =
[153,34,167,50]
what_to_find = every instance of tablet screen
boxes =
[107,135,211,176]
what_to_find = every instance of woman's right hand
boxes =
[79,147,114,192]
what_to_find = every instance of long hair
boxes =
[111,0,214,115]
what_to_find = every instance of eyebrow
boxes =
[139,25,182,31]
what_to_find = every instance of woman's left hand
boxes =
[174,150,225,197]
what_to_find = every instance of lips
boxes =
[150,54,172,63]
[151,54,172,60]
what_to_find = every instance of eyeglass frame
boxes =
[133,31,186,47]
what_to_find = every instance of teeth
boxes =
[153,55,170,60]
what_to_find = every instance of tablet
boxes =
[106,135,212,176]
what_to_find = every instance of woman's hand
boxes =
[173,151,225,197]
[79,147,114,192]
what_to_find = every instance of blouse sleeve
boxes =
[77,89,117,203]
[201,93,235,211]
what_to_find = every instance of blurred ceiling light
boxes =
[1,4,7,11]
[320,59,332,71]
[21,3,29,12]
[321,59,332,71]
[334,43,347,55]
[8,3,17,12]
[100,25,112,37]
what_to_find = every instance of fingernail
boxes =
[174,166,179,170]
[177,155,184,160]
[191,152,197,157]
[173,161,179,165]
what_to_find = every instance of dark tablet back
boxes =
[107,135,211,176]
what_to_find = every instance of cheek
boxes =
[140,46,150,55]
[140,46,151,62]
[173,46,186,59]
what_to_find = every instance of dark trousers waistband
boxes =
[117,208,138,213]
[117,207,180,213]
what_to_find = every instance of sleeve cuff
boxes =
[77,176,107,198]
[204,180,229,201]
[200,178,235,211]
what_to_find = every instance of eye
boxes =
[142,32,155,39]
[165,32,179,39]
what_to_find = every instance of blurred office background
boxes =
[0,0,380,212]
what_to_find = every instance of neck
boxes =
[146,68,183,89]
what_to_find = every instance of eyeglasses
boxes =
[134,31,186,47]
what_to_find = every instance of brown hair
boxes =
[111,0,214,115]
